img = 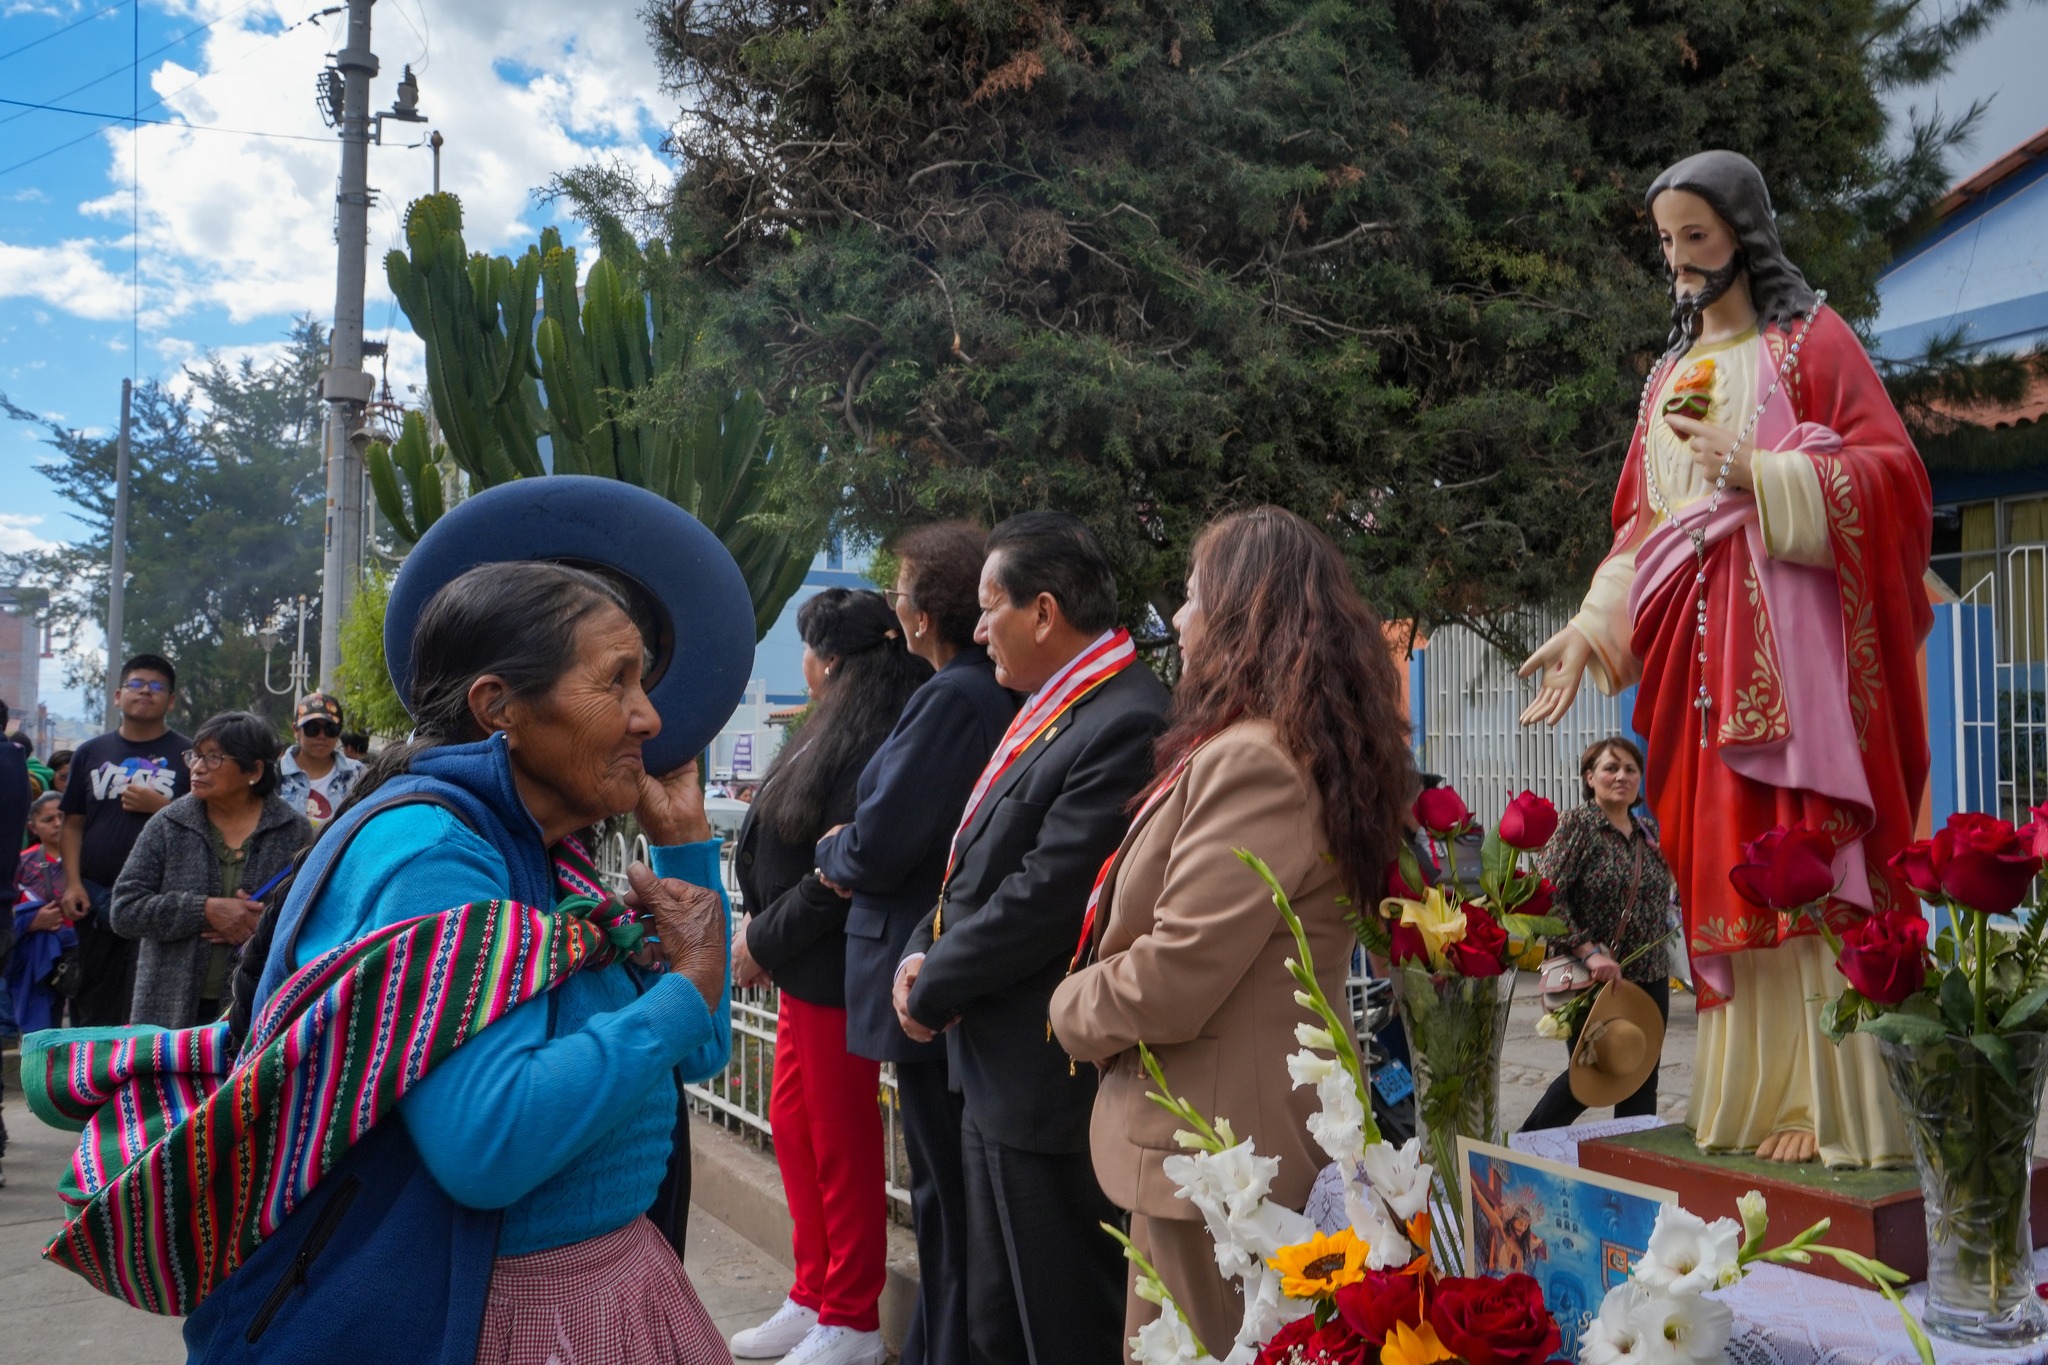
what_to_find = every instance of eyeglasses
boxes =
[881,589,908,606]
[182,750,231,771]
[120,678,168,694]
[299,720,341,738]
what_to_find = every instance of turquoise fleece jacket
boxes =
[293,806,731,1255]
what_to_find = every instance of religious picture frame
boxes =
[1458,1137,1679,1359]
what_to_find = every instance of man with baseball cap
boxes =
[277,693,364,828]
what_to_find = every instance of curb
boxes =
[689,1115,922,1351]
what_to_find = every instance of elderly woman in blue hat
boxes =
[26,481,759,1365]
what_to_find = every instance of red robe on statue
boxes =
[1579,307,1931,1011]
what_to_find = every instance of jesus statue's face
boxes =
[1652,189,1741,302]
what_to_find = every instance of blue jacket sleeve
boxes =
[397,837,733,1210]
[816,684,979,895]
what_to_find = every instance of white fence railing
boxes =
[1418,612,1634,817]
[1949,545,2048,825]
[593,823,913,1215]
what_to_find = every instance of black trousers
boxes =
[897,1057,970,1365]
[961,1113,1125,1365]
[1519,976,1671,1133]
[70,880,137,1028]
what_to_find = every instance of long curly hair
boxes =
[1155,507,1417,898]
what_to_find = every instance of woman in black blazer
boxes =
[729,589,931,1364]
[815,524,1018,1365]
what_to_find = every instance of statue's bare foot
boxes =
[1756,1129,1818,1162]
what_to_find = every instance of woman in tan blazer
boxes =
[1048,506,1417,1354]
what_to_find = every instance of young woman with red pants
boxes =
[730,590,931,1365]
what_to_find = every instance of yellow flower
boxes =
[1267,1228,1370,1300]
[1381,1319,1455,1365]
[1396,887,1469,968]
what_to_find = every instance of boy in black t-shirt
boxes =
[58,652,191,1026]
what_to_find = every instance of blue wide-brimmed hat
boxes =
[384,477,757,776]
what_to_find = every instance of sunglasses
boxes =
[299,720,341,738]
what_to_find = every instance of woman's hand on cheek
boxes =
[634,758,713,846]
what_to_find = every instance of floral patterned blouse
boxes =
[1536,802,1675,985]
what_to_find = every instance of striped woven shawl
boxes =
[23,837,643,1317]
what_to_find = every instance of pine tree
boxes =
[604,0,2008,631]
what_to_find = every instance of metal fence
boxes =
[1946,545,2048,825]
[1416,612,1634,817]
[591,824,914,1215]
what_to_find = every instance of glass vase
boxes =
[1878,1031,2048,1347]
[1393,965,1515,1206]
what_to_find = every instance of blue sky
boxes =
[3,0,2047,716]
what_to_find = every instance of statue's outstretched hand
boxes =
[1518,625,1593,727]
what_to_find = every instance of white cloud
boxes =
[38,0,674,355]
[0,513,59,554]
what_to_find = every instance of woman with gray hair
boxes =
[111,711,312,1029]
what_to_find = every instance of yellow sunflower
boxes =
[1381,1319,1454,1365]
[1267,1228,1370,1300]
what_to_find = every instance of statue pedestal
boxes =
[1579,1124,2048,1287]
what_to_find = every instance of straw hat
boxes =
[1568,979,1667,1107]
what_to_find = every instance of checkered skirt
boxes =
[474,1217,732,1365]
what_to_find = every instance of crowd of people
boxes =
[0,505,1681,1365]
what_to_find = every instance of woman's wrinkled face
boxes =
[1588,748,1642,809]
[500,606,661,828]
[188,740,257,803]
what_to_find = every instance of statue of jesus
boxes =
[1519,150,1931,1167]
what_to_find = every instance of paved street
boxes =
[0,984,1695,1361]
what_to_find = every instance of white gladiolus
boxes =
[1356,1137,1433,1221]
[1286,1049,1339,1087]
[1627,1285,1734,1364]
[1580,1281,1653,1365]
[1636,1206,1744,1295]
[1303,1066,1367,1165]
[1230,1263,1313,1360]
[1294,1022,1336,1051]
[1129,1305,1212,1365]
[1535,1011,1567,1040]
[1736,1189,1768,1246]
[1162,1142,1312,1280]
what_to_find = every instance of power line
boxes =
[0,0,130,66]
[0,0,267,129]
[0,97,333,180]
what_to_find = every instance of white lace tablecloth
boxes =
[1513,1121,2048,1365]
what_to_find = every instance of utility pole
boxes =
[316,0,378,689]
[103,376,132,728]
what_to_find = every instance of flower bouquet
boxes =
[1357,789,1564,1215]
[1119,851,1567,1365]
[1731,811,2048,1346]
[1583,1192,1931,1365]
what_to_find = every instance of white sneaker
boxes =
[778,1324,887,1365]
[731,1298,819,1358]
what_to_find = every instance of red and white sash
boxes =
[1066,747,1197,973]
[931,628,1136,938]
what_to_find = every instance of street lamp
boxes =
[261,596,316,703]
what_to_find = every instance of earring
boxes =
[915,625,926,638]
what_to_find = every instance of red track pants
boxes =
[770,994,887,1331]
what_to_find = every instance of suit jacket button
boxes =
[741,851,754,867]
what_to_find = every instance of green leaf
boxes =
[1479,826,1517,902]
[1971,1031,2021,1088]
[1998,983,2048,1031]
[1939,967,1977,1036]
[1857,1012,1949,1046]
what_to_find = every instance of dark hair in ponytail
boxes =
[333,561,634,821]
[753,588,932,843]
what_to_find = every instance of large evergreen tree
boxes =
[611,0,2009,632]
[2,320,327,726]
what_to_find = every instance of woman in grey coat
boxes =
[111,711,313,1029]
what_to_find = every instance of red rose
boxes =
[1728,825,1837,911]
[1936,813,2043,915]
[1497,791,1559,850]
[1836,908,1931,1006]
[1889,839,1944,900]
[1385,857,1426,900]
[1252,1316,1374,1365]
[1512,875,1555,919]
[2024,805,2048,860]
[1444,903,1509,977]
[1427,1273,1562,1365]
[1335,1270,1425,1344]
[1414,786,1476,838]
[1390,921,1430,967]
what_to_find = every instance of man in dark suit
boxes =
[894,512,1169,1365]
